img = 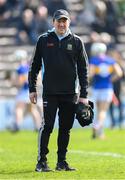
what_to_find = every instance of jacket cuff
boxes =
[29,86,36,93]
[80,89,88,98]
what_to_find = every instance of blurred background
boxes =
[0,0,125,131]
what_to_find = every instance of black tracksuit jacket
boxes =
[28,31,89,98]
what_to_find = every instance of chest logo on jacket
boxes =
[47,43,54,47]
[67,44,72,50]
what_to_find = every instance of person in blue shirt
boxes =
[8,50,41,132]
[89,42,122,139]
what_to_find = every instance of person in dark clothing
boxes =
[43,0,67,17]
[28,9,89,172]
[16,9,37,45]
[108,49,125,128]
[35,5,51,36]
[110,79,124,128]
[91,0,119,41]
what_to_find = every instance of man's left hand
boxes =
[79,97,88,105]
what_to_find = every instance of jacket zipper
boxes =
[59,40,61,48]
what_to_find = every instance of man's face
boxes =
[53,18,70,35]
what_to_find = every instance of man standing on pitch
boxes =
[28,9,89,172]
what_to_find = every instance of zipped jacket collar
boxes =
[48,28,72,40]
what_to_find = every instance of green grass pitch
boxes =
[0,128,125,179]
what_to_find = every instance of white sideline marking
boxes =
[69,150,125,158]
[0,148,124,158]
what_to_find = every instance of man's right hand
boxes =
[29,92,37,104]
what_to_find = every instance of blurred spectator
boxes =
[85,31,100,60]
[104,0,120,39]
[100,32,115,50]
[108,49,125,129]
[0,0,12,25]
[35,5,51,36]
[91,0,119,41]
[16,9,37,45]
[77,0,96,26]
[44,0,67,17]
[21,0,39,12]
[6,0,25,25]
[89,42,123,139]
[91,1,107,32]
[7,50,41,132]
[0,0,25,26]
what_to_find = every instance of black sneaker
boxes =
[35,161,52,172]
[55,161,76,171]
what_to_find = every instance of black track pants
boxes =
[37,94,77,162]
